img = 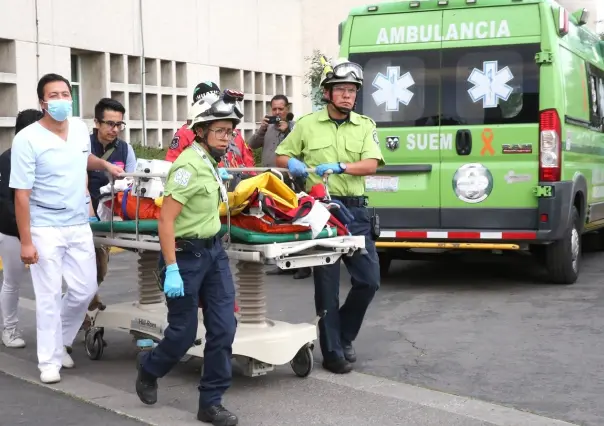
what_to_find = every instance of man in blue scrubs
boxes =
[10,73,123,384]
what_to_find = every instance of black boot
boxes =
[266,267,293,276]
[322,357,353,374]
[135,353,157,405]
[197,404,239,425]
[343,343,357,363]
[293,267,312,280]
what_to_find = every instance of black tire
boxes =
[85,328,105,360]
[378,253,392,278]
[545,206,581,285]
[290,345,314,378]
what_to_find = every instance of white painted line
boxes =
[0,352,200,426]
[427,231,448,239]
[312,370,578,426]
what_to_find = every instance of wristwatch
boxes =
[339,162,347,173]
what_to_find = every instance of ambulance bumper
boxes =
[535,180,575,242]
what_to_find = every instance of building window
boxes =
[71,55,82,117]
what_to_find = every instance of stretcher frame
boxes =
[84,167,366,378]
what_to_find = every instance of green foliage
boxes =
[253,147,262,166]
[303,49,330,108]
[132,142,265,166]
[132,144,168,160]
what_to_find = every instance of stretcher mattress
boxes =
[90,220,337,244]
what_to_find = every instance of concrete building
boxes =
[0,0,601,151]
[0,0,304,150]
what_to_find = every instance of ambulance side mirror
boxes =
[572,8,589,26]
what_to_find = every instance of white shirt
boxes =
[9,117,91,227]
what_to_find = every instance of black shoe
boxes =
[293,267,312,280]
[197,404,239,425]
[135,353,157,405]
[266,267,293,276]
[322,357,353,374]
[343,344,357,363]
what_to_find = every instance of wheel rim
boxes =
[571,227,580,272]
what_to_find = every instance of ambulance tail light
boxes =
[539,109,562,182]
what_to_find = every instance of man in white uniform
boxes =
[10,73,123,384]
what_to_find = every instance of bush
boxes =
[132,144,168,160]
[132,143,264,167]
[252,147,262,166]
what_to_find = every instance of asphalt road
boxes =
[3,247,603,425]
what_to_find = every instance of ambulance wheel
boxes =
[378,253,391,277]
[545,206,580,285]
[290,345,314,378]
[85,328,105,361]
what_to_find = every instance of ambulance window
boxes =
[349,51,440,127]
[441,44,540,126]
[587,65,604,131]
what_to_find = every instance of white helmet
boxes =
[189,90,244,129]
[320,58,364,88]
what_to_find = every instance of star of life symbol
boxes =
[372,66,415,112]
[467,61,514,109]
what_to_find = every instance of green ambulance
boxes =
[338,0,604,284]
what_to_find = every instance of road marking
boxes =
[14,297,578,426]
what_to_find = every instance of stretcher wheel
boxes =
[290,345,314,378]
[85,328,105,361]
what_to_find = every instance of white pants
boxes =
[0,233,27,330]
[30,224,97,372]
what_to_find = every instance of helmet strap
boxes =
[198,136,227,162]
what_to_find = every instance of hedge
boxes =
[132,144,168,160]
[132,143,264,166]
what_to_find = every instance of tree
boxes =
[303,49,330,110]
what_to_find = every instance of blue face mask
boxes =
[45,99,73,122]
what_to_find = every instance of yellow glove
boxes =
[155,196,163,208]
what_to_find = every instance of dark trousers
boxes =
[141,238,237,408]
[313,206,380,361]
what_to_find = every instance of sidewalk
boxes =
[0,371,145,426]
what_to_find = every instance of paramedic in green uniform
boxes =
[275,58,385,375]
[135,92,242,426]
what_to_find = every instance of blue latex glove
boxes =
[316,163,343,176]
[88,216,99,222]
[218,168,231,180]
[163,263,185,298]
[287,158,309,178]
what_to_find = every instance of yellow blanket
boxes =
[155,172,298,217]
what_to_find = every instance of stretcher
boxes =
[84,167,366,379]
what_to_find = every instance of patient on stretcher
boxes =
[92,169,354,243]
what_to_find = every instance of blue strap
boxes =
[121,187,131,221]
